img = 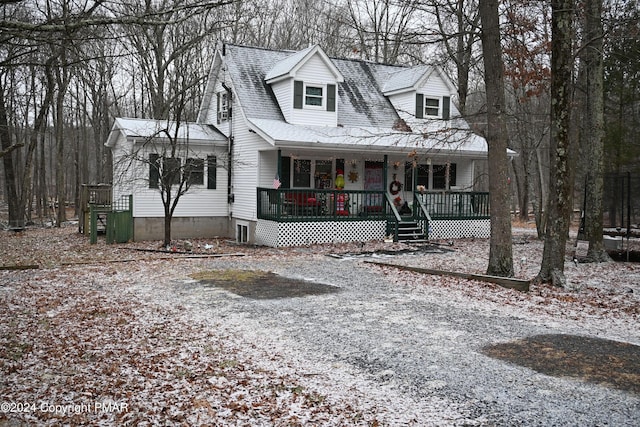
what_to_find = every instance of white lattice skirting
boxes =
[255,220,387,247]
[428,219,490,240]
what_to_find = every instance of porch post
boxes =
[277,149,282,179]
[383,154,388,192]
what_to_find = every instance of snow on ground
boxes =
[0,224,638,425]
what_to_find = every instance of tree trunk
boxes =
[581,0,609,262]
[38,133,48,223]
[479,0,514,277]
[163,185,173,247]
[536,0,575,287]
[55,89,66,227]
[533,146,547,238]
[0,81,21,228]
[20,65,54,225]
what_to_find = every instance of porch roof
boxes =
[247,117,514,157]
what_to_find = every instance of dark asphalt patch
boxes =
[192,270,340,300]
[482,334,640,394]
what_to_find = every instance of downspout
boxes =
[222,82,234,212]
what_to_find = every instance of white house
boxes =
[107,44,509,246]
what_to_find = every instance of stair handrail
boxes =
[385,192,402,241]
[414,192,431,239]
[414,192,432,222]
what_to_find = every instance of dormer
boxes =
[382,65,457,123]
[265,45,344,127]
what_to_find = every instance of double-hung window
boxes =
[294,81,336,111]
[149,155,181,188]
[425,98,440,117]
[185,158,204,186]
[217,92,230,123]
[305,85,323,107]
[415,94,451,120]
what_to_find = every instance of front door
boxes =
[364,161,384,209]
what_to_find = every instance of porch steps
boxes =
[396,220,428,243]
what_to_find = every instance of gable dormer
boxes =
[383,65,457,123]
[265,45,344,127]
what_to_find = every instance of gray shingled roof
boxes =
[223,44,404,129]
[381,64,431,94]
[263,45,316,82]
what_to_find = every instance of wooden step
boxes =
[396,221,426,242]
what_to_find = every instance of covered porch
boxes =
[256,187,490,247]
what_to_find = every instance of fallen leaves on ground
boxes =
[0,265,376,426]
[1,223,638,425]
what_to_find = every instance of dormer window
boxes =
[424,97,440,117]
[294,80,336,112]
[415,94,451,120]
[305,85,324,107]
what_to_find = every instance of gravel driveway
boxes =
[131,254,640,426]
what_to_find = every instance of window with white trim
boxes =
[217,92,230,123]
[425,97,440,117]
[305,85,323,107]
[415,94,450,120]
[294,80,336,111]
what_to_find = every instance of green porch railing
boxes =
[414,191,490,220]
[257,188,392,222]
[257,188,490,222]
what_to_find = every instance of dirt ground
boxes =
[1,222,638,425]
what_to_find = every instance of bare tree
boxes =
[0,0,230,228]
[536,0,576,287]
[578,0,609,262]
[478,0,514,277]
[112,0,227,245]
[428,0,481,116]
[345,0,421,64]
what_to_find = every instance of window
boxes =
[305,85,323,106]
[217,92,231,123]
[415,95,450,119]
[416,164,430,187]
[236,223,248,243]
[185,158,204,186]
[207,156,217,189]
[425,98,440,116]
[293,80,336,111]
[314,160,332,188]
[163,157,181,186]
[149,153,160,189]
[293,159,311,187]
[404,162,456,190]
[149,155,181,188]
[433,163,456,189]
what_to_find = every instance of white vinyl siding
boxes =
[388,73,458,124]
[258,150,278,188]
[117,142,227,218]
[449,159,474,190]
[272,80,293,122]
[290,54,338,127]
[203,68,229,125]
[230,116,274,221]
